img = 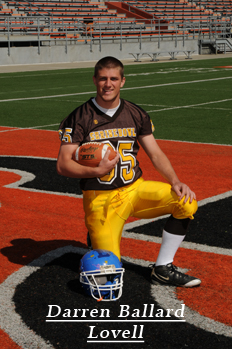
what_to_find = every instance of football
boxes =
[73,142,117,167]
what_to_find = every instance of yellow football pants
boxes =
[83,177,198,260]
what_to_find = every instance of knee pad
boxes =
[172,197,198,220]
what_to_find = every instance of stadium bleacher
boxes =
[0,0,232,41]
[194,1,232,17]
[123,0,231,23]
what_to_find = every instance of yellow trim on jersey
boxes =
[89,127,136,141]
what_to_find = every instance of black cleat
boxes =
[151,263,201,287]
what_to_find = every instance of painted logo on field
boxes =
[0,128,231,348]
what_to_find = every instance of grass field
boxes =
[1,57,232,145]
[0,56,232,348]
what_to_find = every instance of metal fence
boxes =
[1,15,232,56]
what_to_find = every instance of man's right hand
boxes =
[97,149,120,177]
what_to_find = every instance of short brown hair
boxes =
[94,56,124,79]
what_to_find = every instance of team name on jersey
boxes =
[90,127,136,141]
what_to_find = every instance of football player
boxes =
[57,56,201,288]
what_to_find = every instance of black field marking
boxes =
[0,156,82,195]
[1,156,231,249]
[125,197,232,250]
[12,252,232,349]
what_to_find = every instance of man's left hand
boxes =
[172,182,196,204]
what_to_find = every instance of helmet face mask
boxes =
[79,250,125,301]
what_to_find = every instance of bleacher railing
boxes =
[0,15,232,56]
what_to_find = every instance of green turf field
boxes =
[1,57,232,145]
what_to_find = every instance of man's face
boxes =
[93,67,126,109]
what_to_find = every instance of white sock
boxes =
[155,230,185,267]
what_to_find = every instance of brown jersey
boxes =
[59,98,154,191]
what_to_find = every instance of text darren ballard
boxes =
[47,303,185,318]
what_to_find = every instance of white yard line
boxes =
[0,76,232,103]
[0,124,59,133]
[147,97,232,113]
[0,90,96,102]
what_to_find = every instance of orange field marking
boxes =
[214,66,232,68]
[0,127,232,345]
[0,127,231,201]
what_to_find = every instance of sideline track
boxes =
[1,53,232,74]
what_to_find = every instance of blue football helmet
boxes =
[79,249,125,301]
